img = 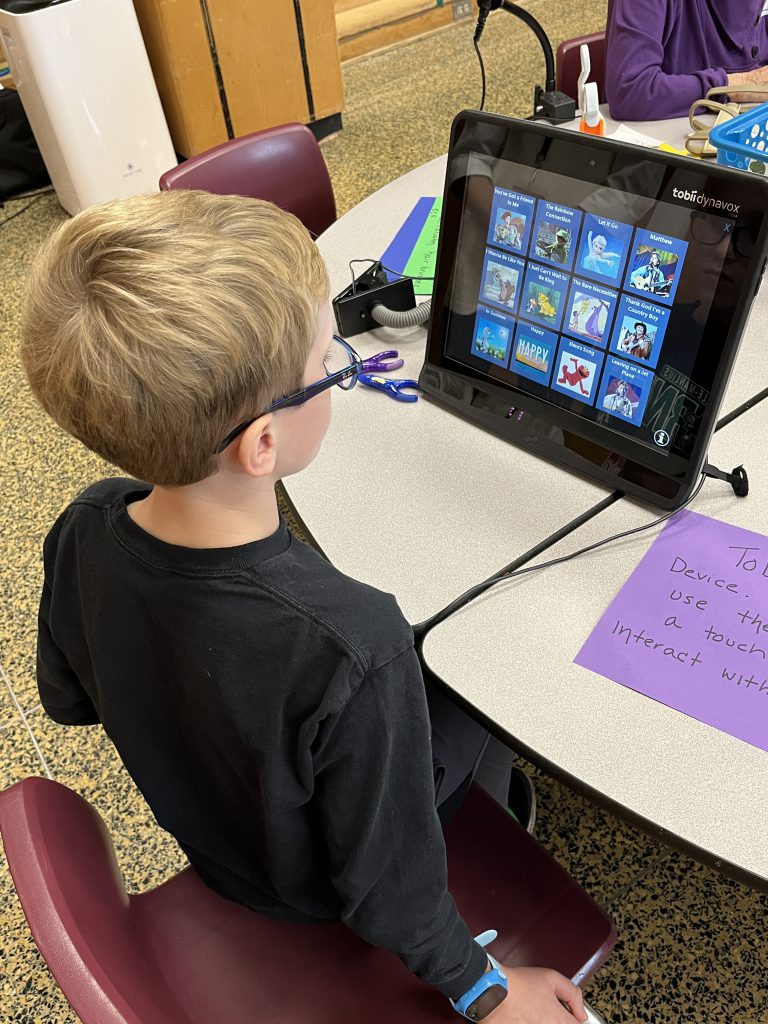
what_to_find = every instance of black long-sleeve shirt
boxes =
[37,479,486,999]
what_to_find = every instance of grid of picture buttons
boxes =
[475,185,692,433]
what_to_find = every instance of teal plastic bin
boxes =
[710,102,768,175]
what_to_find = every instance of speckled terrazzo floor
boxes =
[2,3,768,1021]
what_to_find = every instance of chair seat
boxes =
[0,778,615,1024]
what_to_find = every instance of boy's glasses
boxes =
[215,334,362,453]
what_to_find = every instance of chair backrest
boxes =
[159,123,337,239]
[556,32,607,106]
[0,777,178,1023]
[1,777,615,1024]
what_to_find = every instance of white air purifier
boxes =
[0,0,177,214]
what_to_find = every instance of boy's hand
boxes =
[485,966,587,1023]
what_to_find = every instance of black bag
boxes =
[0,88,50,200]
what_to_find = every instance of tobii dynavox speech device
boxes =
[420,111,768,508]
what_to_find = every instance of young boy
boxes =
[21,191,585,1023]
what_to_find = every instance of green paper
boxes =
[403,198,442,295]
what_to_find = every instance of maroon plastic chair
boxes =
[0,777,615,1024]
[159,123,337,239]
[556,32,607,105]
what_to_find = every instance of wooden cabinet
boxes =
[335,0,462,61]
[132,0,344,158]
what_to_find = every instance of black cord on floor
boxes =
[0,192,50,229]
[0,185,54,206]
[603,848,673,914]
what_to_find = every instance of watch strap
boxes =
[450,958,508,1019]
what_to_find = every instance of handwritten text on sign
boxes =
[574,510,768,753]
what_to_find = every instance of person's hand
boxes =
[485,966,587,1023]
[727,68,768,103]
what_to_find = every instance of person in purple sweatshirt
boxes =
[606,0,768,121]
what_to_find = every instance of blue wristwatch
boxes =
[451,942,508,1022]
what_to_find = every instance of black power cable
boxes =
[473,0,493,109]
[0,192,50,230]
[0,185,54,206]
[347,258,435,295]
[473,34,487,110]
[413,472,709,642]
[471,0,575,121]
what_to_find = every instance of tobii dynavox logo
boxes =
[672,187,740,215]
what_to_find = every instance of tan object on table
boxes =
[686,85,768,158]
[132,0,344,158]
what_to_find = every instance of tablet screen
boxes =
[421,113,768,507]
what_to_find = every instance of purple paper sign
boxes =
[575,509,768,752]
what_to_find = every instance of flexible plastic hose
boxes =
[370,298,432,329]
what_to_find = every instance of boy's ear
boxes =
[236,415,277,478]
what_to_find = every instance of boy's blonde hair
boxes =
[21,190,329,486]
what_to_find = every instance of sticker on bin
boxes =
[710,103,768,175]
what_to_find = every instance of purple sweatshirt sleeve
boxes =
[606,1,728,121]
